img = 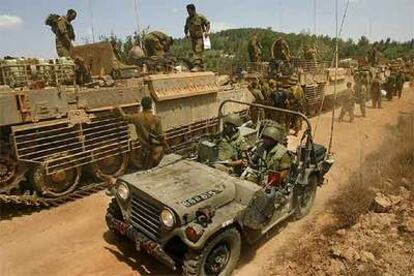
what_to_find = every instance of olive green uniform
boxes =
[395,72,405,98]
[338,88,355,122]
[250,143,292,184]
[54,16,75,57]
[354,83,367,117]
[218,130,248,162]
[271,38,291,62]
[288,85,305,134]
[120,110,167,168]
[144,31,172,57]
[184,13,210,67]
[370,78,382,108]
[248,35,262,62]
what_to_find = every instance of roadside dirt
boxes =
[1,89,414,276]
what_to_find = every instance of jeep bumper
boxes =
[106,214,176,270]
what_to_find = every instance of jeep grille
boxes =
[129,192,162,241]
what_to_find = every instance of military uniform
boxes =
[304,46,317,64]
[395,71,405,98]
[248,35,262,62]
[288,84,305,134]
[370,77,382,108]
[250,142,292,184]
[271,38,291,62]
[120,110,167,169]
[338,87,355,122]
[354,83,367,117]
[385,75,396,100]
[184,13,210,68]
[144,31,172,57]
[54,16,75,57]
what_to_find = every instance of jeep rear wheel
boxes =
[295,174,318,219]
[183,228,241,276]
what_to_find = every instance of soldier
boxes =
[46,9,77,57]
[144,31,174,57]
[304,44,318,64]
[184,4,210,71]
[338,82,355,123]
[271,36,291,62]
[354,77,367,118]
[287,75,305,135]
[385,74,396,101]
[370,74,382,108]
[367,44,379,67]
[217,113,248,176]
[395,70,405,99]
[114,96,169,169]
[248,126,292,184]
[248,33,263,62]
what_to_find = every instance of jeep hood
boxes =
[121,160,237,222]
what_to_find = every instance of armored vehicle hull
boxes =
[0,43,253,208]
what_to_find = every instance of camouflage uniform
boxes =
[120,110,167,169]
[370,77,382,108]
[54,16,75,57]
[338,87,355,122]
[248,35,262,62]
[304,46,317,63]
[144,31,173,57]
[218,130,248,173]
[288,84,305,134]
[354,83,367,117]
[271,38,291,62]
[251,142,292,184]
[395,71,405,98]
[184,13,210,68]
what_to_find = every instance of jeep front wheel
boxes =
[183,228,241,276]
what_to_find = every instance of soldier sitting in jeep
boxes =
[246,125,292,185]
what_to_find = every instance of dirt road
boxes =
[1,90,414,276]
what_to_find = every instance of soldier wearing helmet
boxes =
[249,125,292,184]
[217,113,248,175]
[144,31,174,57]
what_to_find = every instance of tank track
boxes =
[0,181,106,208]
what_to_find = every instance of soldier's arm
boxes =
[184,17,190,36]
[113,107,136,124]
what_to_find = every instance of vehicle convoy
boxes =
[0,41,253,207]
[105,100,334,275]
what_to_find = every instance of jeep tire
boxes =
[106,198,124,236]
[182,228,241,276]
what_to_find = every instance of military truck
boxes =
[105,100,334,275]
[0,41,253,207]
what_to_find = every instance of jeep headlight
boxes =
[160,208,175,229]
[117,182,130,201]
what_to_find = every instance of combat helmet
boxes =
[223,113,242,127]
[262,126,283,142]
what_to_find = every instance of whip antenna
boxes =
[89,0,96,43]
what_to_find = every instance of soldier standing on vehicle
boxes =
[144,31,174,57]
[338,82,355,123]
[184,4,210,72]
[271,36,291,62]
[248,33,263,62]
[354,77,367,118]
[45,9,77,57]
[370,74,382,108]
[114,96,169,169]
[249,126,292,184]
[217,113,248,176]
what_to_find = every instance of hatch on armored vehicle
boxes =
[105,100,334,275]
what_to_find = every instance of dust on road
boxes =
[1,90,414,276]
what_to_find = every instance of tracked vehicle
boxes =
[0,42,253,207]
[106,100,334,275]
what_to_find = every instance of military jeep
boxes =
[105,100,334,275]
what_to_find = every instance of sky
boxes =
[0,0,413,58]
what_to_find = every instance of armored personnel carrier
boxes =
[105,100,334,275]
[245,59,352,115]
[0,41,253,207]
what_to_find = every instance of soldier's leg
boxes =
[372,97,377,108]
[56,38,71,57]
[338,106,346,121]
[150,145,164,168]
[361,102,366,117]
[191,37,204,69]
[398,88,403,98]
[349,108,354,122]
